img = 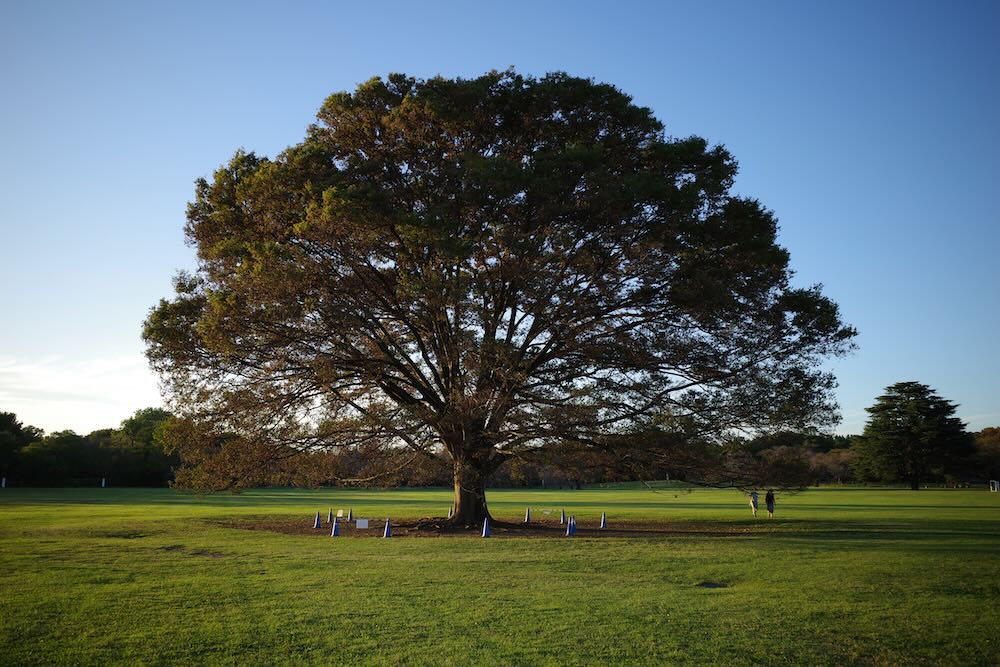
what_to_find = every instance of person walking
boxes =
[765,489,775,518]
[749,490,759,517]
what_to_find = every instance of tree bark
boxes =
[450,457,492,528]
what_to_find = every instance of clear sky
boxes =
[1,1,997,436]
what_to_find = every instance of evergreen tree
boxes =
[855,382,973,489]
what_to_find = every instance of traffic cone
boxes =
[524,507,531,523]
[600,512,607,529]
[482,517,491,538]
[565,518,572,537]
[560,509,566,524]
[570,515,577,535]
[383,518,392,538]
[331,517,340,537]
[313,512,321,529]
[347,508,353,522]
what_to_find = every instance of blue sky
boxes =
[1,1,997,435]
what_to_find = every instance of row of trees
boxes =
[739,383,998,489]
[159,382,998,491]
[3,384,996,490]
[0,409,177,486]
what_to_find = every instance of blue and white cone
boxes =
[570,515,577,536]
[482,517,491,538]
[328,508,333,525]
[560,509,566,524]
[600,512,607,529]
[524,507,531,523]
[383,518,392,538]
[565,518,572,536]
[347,508,353,522]
[313,512,321,529]
[331,517,340,537]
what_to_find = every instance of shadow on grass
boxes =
[764,518,1000,553]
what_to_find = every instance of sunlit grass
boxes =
[2,485,998,664]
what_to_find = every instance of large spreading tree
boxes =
[855,381,973,489]
[144,71,855,525]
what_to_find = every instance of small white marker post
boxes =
[524,507,531,524]
[383,518,392,538]
[347,508,353,522]
[600,512,607,529]
[101,477,106,488]
[328,508,333,525]
[1,477,5,489]
[559,509,566,524]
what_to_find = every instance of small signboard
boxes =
[355,519,369,529]
[336,509,344,517]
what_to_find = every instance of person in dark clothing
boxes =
[765,489,775,518]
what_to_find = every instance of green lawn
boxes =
[1,486,998,665]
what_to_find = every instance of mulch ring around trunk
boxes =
[213,517,754,539]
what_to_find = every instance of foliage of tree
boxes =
[974,427,1000,481]
[15,430,101,485]
[144,70,855,525]
[0,412,44,477]
[745,430,852,454]
[807,447,857,484]
[853,382,973,489]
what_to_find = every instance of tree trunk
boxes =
[450,458,491,528]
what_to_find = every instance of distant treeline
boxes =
[251,429,1000,490]
[0,409,177,487]
[2,409,998,488]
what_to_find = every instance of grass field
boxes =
[1,485,998,665]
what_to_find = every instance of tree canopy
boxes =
[144,70,855,524]
[854,381,973,489]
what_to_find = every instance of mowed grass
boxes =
[1,486,998,665]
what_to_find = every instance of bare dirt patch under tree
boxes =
[215,517,756,539]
